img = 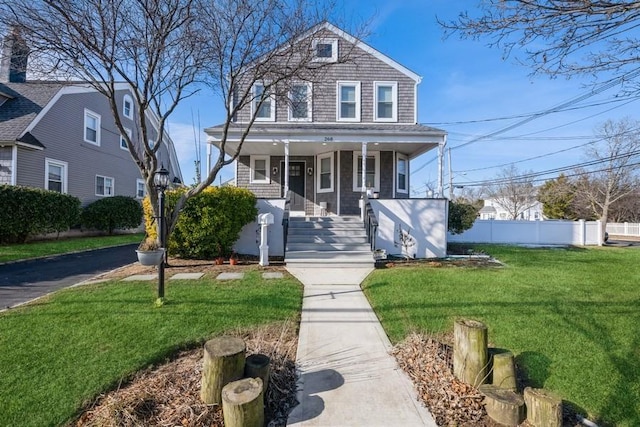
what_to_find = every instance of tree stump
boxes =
[524,387,563,427]
[453,318,488,386]
[245,353,270,393]
[492,351,517,391]
[478,384,525,426]
[200,336,246,405]
[222,377,264,427]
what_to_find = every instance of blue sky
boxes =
[167,0,638,194]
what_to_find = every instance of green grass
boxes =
[0,233,144,263]
[362,245,640,427]
[0,271,302,427]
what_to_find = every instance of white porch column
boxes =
[284,140,290,197]
[361,141,368,220]
[437,135,446,198]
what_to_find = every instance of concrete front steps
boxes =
[285,216,374,268]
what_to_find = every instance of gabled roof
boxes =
[308,22,421,83]
[0,81,66,146]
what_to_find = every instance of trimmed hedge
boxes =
[0,185,81,243]
[81,196,143,235]
[143,186,258,259]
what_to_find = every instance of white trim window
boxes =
[123,94,134,119]
[374,81,398,122]
[250,155,270,184]
[353,151,380,192]
[136,178,146,199]
[84,109,101,145]
[96,175,114,196]
[312,38,338,63]
[289,82,312,121]
[396,153,408,193]
[252,83,275,121]
[45,158,68,193]
[317,152,334,193]
[337,81,361,122]
[120,128,131,150]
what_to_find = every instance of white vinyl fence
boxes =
[606,222,640,237]
[448,219,603,246]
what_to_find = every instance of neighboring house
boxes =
[207,22,449,261]
[479,199,544,221]
[205,21,446,217]
[0,30,182,206]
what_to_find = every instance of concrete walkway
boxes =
[286,267,436,427]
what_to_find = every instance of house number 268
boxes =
[324,137,334,142]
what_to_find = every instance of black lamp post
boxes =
[154,166,170,300]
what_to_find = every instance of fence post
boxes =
[579,220,586,246]
[625,222,629,236]
[596,220,602,246]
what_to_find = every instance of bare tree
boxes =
[440,1,640,93]
[483,165,538,220]
[574,118,640,243]
[1,0,356,238]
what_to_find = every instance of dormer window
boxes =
[313,38,338,63]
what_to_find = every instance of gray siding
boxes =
[380,151,394,198]
[15,89,176,205]
[235,33,416,125]
[0,146,12,184]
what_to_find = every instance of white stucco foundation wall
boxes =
[234,199,286,257]
[448,219,602,246]
[370,199,448,259]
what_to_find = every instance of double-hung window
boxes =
[253,83,275,121]
[289,83,312,121]
[353,151,380,192]
[317,153,334,193]
[136,178,146,199]
[374,82,397,122]
[96,175,114,196]
[123,94,133,119]
[120,128,131,150]
[45,158,67,193]
[84,109,101,145]
[396,154,408,193]
[250,155,270,184]
[337,81,361,122]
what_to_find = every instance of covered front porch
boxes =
[205,123,447,218]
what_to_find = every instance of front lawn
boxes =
[0,233,144,263]
[362,245,640,427]
[0,270,302,427]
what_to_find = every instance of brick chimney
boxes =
[0,27,29,83]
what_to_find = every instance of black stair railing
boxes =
[364,201,378,251]
[282,191,291,254]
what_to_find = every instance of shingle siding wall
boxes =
[380,151,393,198]
[0,146,12,184]
[16,89,148,205]
[234,34,416,125]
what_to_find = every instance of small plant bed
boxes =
[75,321,298,427]
[376,253,502,269]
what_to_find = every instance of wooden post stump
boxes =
[478,384,525,426]
[222,377,264,427]
[200,336,246,405]
[492,351,517,391]
[524,387,563,427]
[245,353,270,393]
[453,318,488,386]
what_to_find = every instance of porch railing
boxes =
[364,201,378,251]
[282,192,291,254]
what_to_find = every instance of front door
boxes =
[281,161,305,211]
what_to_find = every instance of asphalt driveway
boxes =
[0,244,138,310]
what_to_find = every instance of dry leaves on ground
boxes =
[74,321,299,427]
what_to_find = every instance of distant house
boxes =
[206,22,449,261]
[479,198,544,221]
[0,30,182,205]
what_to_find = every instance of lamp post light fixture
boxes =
[154,166,170,301]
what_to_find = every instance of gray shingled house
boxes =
[0,31,182,206]
[206,22,449,263]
